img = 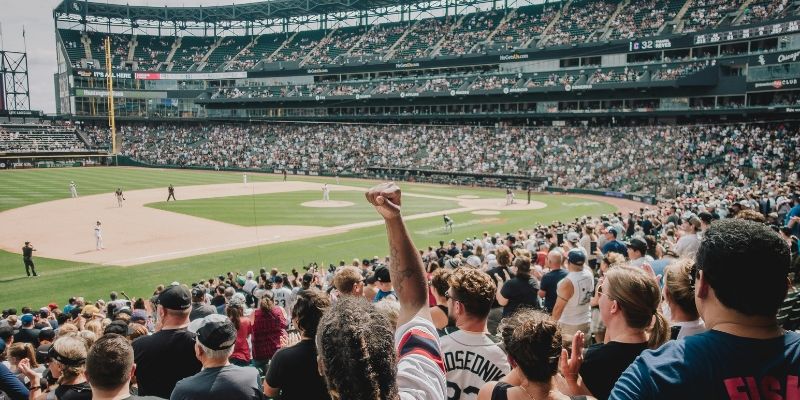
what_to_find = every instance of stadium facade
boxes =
[51,0,800,124]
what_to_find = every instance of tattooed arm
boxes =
[366,182,431,326]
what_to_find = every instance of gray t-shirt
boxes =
[170,364,262,400]
[189,303,218,321]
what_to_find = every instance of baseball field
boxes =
[0,167,634,308]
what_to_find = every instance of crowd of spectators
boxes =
[682,0,747,32]
[738,0,791,24]
[67,122,797,198]
[2,174,800,399]
[544,0,618,46]
[0,126,91,154]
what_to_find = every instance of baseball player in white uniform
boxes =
[95,221,104,250]
[115,188,125,207]
[69,181,78,198]
[243,173,248,185]
[322,183,330,201]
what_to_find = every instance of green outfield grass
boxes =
[0,167,615,308]
[146,190,460,227]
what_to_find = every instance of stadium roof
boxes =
[54,0,428,22]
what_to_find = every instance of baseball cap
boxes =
[374,266,391,283]
[627,238,648,253]
[606,227,618,236]
[189,314,237,350]
[567,248,586,265]
[20,314,34,325]
[156,285,192,310]
[466,255,482,268]
[48,303,58,310]
[566,232,580,243]
[302,273,314,284]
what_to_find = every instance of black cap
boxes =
[156,285,191,310]
[374,266,391,283]
[627,238,648,254]
[302,273,314,284]
[191,286,206,299]
[190,314,237,350]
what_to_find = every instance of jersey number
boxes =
[447,382,480,400]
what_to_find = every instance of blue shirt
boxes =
[540,269,568,312]
[0,362,29,400]
[610,329,800,400]
[786,205,800,237]
[373,290,397,303]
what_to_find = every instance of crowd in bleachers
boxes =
[0,126,91,154]
[58,0,798,72]
[2,160,800,399]
[64,122,796,198]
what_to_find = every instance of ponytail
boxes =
[648,310,670,349]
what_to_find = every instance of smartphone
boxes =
[557,232,564,246]
[590,241,597,254]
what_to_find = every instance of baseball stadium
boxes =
[0,0,799,399]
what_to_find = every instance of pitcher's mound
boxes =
[301,200,355,208]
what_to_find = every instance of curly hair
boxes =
[448,267,496,318]
[498,309,561,383]
[317,297,397,400]
[292,289,331,338]
[430,268,451,298]
[734,209,766,223]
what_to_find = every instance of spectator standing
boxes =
[227,294,253,367]
[85,333,162,400]
[133,285,202,398]
[172,315,262,400]
[316,182,446,399]
[264,290,331,400]
[496,257,542,317]
[663,260,706,340]
[189,287,216,322]
[251,293,286,376]
[610,219,795,399]
[561,265,668,399]
[539,250,567,313]
[552,249,593,348]
[673,216,701,257]
[13,314,40,347]
[440,267,511,399]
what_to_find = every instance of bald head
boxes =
[547,250,564,269]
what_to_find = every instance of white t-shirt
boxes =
[396,316,447,400]
[242,279,258,295]
[674,233,701,257]
[439,328,511,400]
[559,267,594,326]
[272,287,292,312]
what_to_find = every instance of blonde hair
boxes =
[52,333,90,384]
[664,259,699,319]
[496,246,513,267]
[84,319,103,337]
[605,266,669,349]
[333,266,364,295]
[57,323,79,337]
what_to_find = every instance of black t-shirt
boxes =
[210,295,226,307]
[54,382,92,400]
[14,328,40,347]
[500,277,541,317]
[579,341,648,400]
[486,266,514,282]
[540,269,568,313]
[22,247,33,258]
[447,247,460,258]
[132,328,202,399]
[265,340,330,400]
[171,364,262,400]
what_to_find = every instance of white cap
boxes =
[466,256,482,268]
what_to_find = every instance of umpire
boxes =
[22,241,37,277]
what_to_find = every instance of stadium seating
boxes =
[681,0,748,32]
[543,0,620,46]
[171,36,217,71]
[132,35,175,72]
[606,0,685,40]
[227,33,288,71]
[488,4,557,51]
[58,29,88,67]
[309,26,371,65]
[393,16,457,60]
[438,9,505,56]
[346,22,410,63]
[204,36,252,71]
[0,125,90,153]
[736,0,794,25]
[269,30,326,63]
